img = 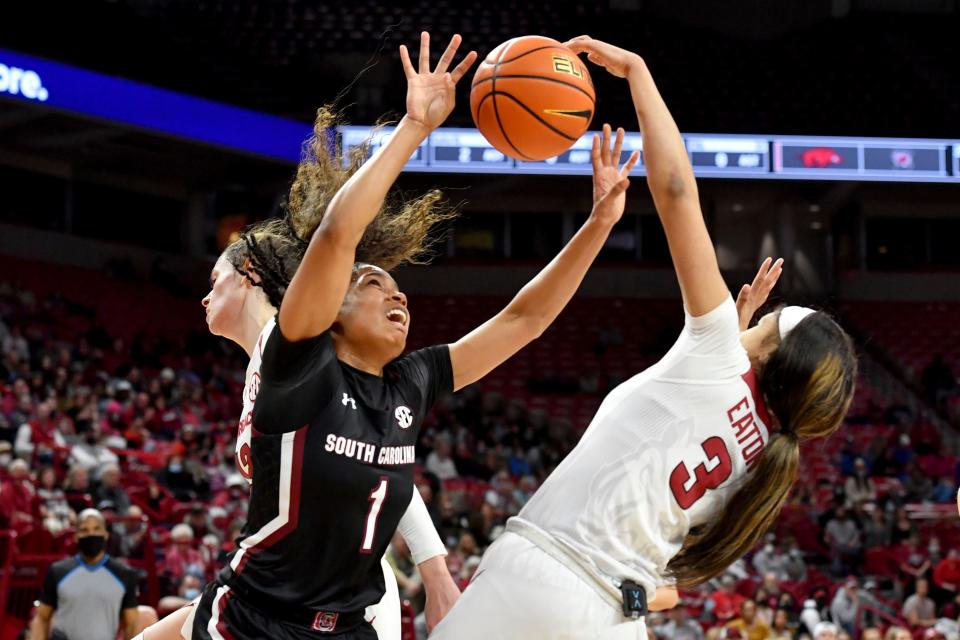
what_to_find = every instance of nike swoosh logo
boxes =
[543,109,593,119]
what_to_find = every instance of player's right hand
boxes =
[400,32,477,132]
[564,36,643,79]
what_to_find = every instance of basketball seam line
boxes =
[481,44,565,67]
[471,74,596,102]
[489,41,532,161]
[491,91,584,143]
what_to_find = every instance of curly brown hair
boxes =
[224,106,456,309]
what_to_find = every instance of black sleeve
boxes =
[39,561,63,608]
[392,345,453,417]
[121,568,139,610]
[254,319,341,434]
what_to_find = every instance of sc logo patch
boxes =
[395,405,413,430]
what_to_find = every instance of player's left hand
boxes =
[400,32,477,132]
[590,124,640,226]
[424,573,461,632]
[736,257,784,331]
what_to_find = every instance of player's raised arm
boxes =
[566,36,728,317]
[448,125,639,391]
[279,33,476,342]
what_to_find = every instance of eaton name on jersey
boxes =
[324,434,416,466]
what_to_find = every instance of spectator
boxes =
[769,609,793,640]
[113,504,149,558]
[64,463,94,512]
[163,523,205,587]
[658,601,705,640]
[903,462,935,503]
[781,544,808,583]
[726,600,772,640]
[824,507,862,576]
[69,422,119,473]
[799,599,822,637]
[861,628,882,640]
[890,507,917,545]
[95,462,131,514]
[754,588,775,626]
[753,539,782,577]
[426,433,459,480]
[813,622,838,640]
[29,508,140,640]
[934,549,960,599]
[861,507,890,548]
[829,578,860,635]
[0,457,36,531]
[707,575,747,625]
[898,536,932,593]
[903,578,938,628]
[183,502,221,540]
[36,465,74,535]
[844,458,877,505]
[931,477,955,504]
[158,574,203,614]
[884,628,912,640]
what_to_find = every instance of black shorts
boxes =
[191,580,377,640]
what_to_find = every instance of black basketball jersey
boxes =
[218,320,452,615]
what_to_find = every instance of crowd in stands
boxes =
[1,268,960,640]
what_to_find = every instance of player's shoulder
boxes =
[48,555,82,578]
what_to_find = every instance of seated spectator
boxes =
[884,627,912,640]
[158,574,204,615]
[829,577,860,635]
[890,507,917,545]
[931,477,956,504]
[861,506,890,548]
[113,504,149,558]
[903,461,935,502]
[726,600,772,640]
[0,457,36,532]
[903,578,938,628]
[824,507,862,577]
[844,458,877,505]
[64,463,93,512]
[769,609,793,640]
[36,465,74,535]
[934,548,960,600]
[95,462,131,514]
[708,575,747,625]
[813,622,838,640]
[658,601,704,640]
[898,535,932,594]
[754,588,775,626]
[861,628,882,640]
[781,543,808,583]
[163,523,205,588]
[426,433,459,480]
[182,502,221,541]
[69,421,119,473]
[752,538,782,577]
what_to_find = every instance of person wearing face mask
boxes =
[30,508,141,640]
[68,420,119,473]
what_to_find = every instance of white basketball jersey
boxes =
[515,296,772,596]
[235,317,276,483]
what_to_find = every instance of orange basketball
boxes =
[470,35,595,162]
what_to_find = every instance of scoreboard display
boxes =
[338,126,960,184]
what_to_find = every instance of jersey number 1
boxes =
[360,477,389,554]
[669,436,732,510]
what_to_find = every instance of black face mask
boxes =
[77,535,106,559]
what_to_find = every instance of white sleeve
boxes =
[396,488,447,565]
[656,295,747,382]
[14,423,34,457]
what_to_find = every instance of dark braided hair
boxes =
[224,106,456,308]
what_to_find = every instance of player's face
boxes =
[202,256,248,339]
[739,310,779,368]
[336,266,410,362]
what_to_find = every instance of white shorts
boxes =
[180,557,401,640]
[430,532,646,640]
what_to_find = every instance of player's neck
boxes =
[335,347,384,377]
[237,301,277,358]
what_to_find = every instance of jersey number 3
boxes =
[360,477,389,554]
[669,436,733,510]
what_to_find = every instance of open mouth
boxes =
[386,307,408,327]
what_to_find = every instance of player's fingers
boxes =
[435,34,461,74]
[601,124,612,166]
[419,31,431,73]
[620,150,641,177]
[591,133,601,175]
[450,51,478,84]
[737,284,751,303]
[752,257,772,288]
[399,45,415,77]
[563,35,593,51]
[612,127,625,168]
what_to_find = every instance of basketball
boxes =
[470,35,595,161]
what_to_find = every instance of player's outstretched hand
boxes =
[400,32,477,132]
[736,257,784,331]
[564,35,642,79]
[590,124,639,226]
